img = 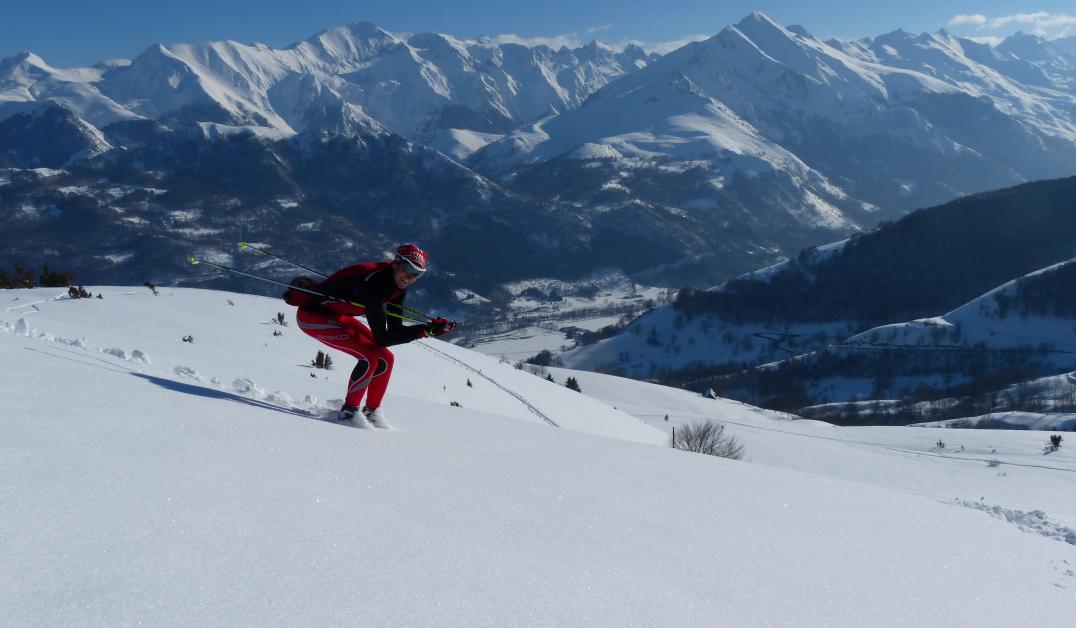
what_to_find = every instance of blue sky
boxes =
[3,1,1075,67]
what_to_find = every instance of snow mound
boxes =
[230,377,266,397]
[957,500,1076,545]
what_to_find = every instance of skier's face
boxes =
[393,261,422,289]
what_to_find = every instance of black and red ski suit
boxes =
[293,262,426,409]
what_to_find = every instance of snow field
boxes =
[2,287,1075,626]
[549,367,1076,527]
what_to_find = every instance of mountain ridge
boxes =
[3,13,1076,292]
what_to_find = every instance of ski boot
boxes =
[339,404,372,428]
[363,406,392,429]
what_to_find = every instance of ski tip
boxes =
[188,256,199,265]
[239,242,247,249]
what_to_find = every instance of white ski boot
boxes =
[363,406,392,429]
[340,404,372,428]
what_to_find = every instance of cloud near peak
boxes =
[947,11,1076,39]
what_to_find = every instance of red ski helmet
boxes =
[394,243,428,275]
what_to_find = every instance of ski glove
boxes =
[425,317,456,337]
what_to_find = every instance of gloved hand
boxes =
[425,316,456,337]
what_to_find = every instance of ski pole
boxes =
[239,242,328,279]
[188,256,429,324]
[237,241,437,322]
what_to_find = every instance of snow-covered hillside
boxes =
[2,286,1075,625]
[847,258,1076,354]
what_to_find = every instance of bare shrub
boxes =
[669,420,745,460]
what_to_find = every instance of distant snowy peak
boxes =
[0,52,136,128]
[0,22,652,155]
[293,22,406,68]
[996,33,1076,87]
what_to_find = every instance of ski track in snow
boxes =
[171,365,332,418]
[417,340,560,427]
[4,315,158,364]
[956,500,1076,546]
[3,299,49,312]
[3,311,330,417]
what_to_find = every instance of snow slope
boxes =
[2,287,1075,626]
[549,367,1076,523]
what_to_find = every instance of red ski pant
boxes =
[297,308,394,409]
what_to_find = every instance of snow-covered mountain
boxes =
[3,285,1075,624]
[789,257,1076,425]
[3,13,1076,292]
[0,103,111,168]
[474,13,1076,228]
[557,175,1076,425]
[1,24,652,159]
[562,175,1076,374]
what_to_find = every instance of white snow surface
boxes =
[2,287,1075,626]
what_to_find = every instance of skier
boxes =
[288,244,455,427]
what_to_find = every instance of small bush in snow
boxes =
[466,378,473,387]
[936,439,945,450]
[565,376,582,392]
[1049,434,1063,450]
[311,351,333,370]
[669,420,745,460]
[273,312,288,326]
[987,459,1003,468]
[182,335,194,343]
[144,281,158,296]
[450,401,462,407]
[545,374,554,382]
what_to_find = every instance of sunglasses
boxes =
[398,259,426,278]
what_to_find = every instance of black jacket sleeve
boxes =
[364,292,427,348]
